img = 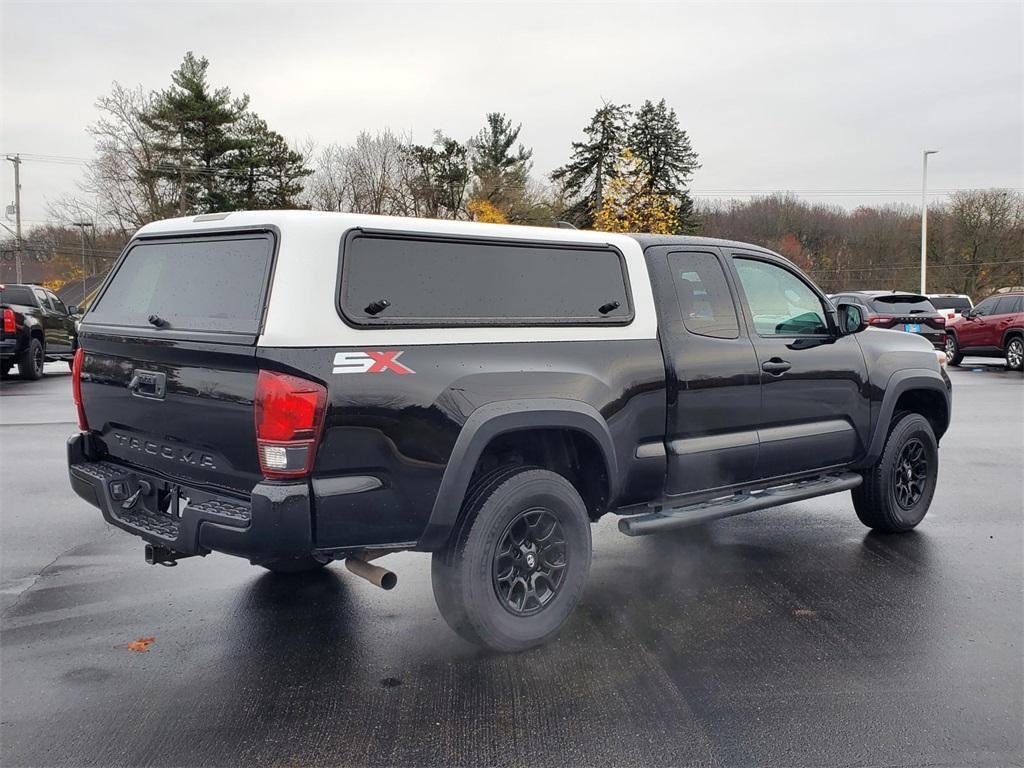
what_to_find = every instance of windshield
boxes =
[929,296,972,312]
[869,295,936,314]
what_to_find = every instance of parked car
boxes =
[945,290,1024,370]
[830,291,946,350]
[928,293,974,324]
[0,283,80,380]
[67,212,952,652]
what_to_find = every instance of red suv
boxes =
[946,290,1024,370]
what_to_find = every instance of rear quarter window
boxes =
[339,233,633,326]
[87,233,274,336]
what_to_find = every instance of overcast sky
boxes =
[1,0,1021,227]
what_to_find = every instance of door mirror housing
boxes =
[836,302,868,334]
[68,305,79,316]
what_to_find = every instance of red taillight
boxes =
[2,308,14,334]
[254,370,327,479]
[867,315,895,327]
[933,316,946,327]
[72,348,88,432]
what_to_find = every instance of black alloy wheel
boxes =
[891,438,928,510]
[492,508,568,616]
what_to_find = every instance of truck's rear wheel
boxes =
[853,412,938,533]
[18,337,44,380]
[431,467,592,652]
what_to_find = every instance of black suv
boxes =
[829,291,947,350]
[68,212,952,651]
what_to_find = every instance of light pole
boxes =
[71,221,93,301]
[920,150,939,294]
[5,154,23,283]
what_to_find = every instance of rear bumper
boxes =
[67,433,313,563]
[1,337,23,360]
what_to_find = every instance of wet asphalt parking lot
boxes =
[1,361,1021,768]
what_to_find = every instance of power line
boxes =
[5,151,1023,194]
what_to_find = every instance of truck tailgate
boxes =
[76,230,277,496]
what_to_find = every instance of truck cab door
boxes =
[727,252,871,478]
[45,290,74,354]
[645,246,761,497]
[32,288,64,355]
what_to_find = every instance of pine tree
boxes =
[627,99,701,232]
[469,113,534,222]
[229,113,311,209]
[550,102,631,228]
[141,52,249,214]
[403,132,470,219]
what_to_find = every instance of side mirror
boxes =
[68,305,79,315]
[964,308,977,319]
[837,302,868,334]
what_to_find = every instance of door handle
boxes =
[762,358,792,375]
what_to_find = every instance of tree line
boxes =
[10,52,1020,298]
[700,191,1023,296]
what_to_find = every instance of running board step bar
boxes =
[618,472,863,537]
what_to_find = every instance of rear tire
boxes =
[260,556,330,574]
[431,467,592,652]
[0,361,11,378]
[1004,337,1023,371]
[853,412,938,533]
[945,333,963,366]
[18,337,44,380]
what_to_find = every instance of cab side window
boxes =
[667,251,739,339]
[994,296,1020,315]
[33,288,52,311]
[734,258,829,336]
[47,291,68,314]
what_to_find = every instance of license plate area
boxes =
[904,323,922,333]
[108,474,190,519]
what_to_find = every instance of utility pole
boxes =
[71,221,94,300]
[920,150,939,294]
[5,154,23,283]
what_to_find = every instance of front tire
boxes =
[1005,337,1023,371]
[431,468,592,652]
[18,337,44,380]
[945,333,963,366]
[853,413,938,533]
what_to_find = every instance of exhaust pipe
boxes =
[345,557,397,590]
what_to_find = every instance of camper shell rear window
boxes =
[338,231,633,327]
[86,231,275,341]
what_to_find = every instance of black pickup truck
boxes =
[67,212,952,652]
[1,283,79,380]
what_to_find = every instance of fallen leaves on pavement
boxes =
[125,636,156,652]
